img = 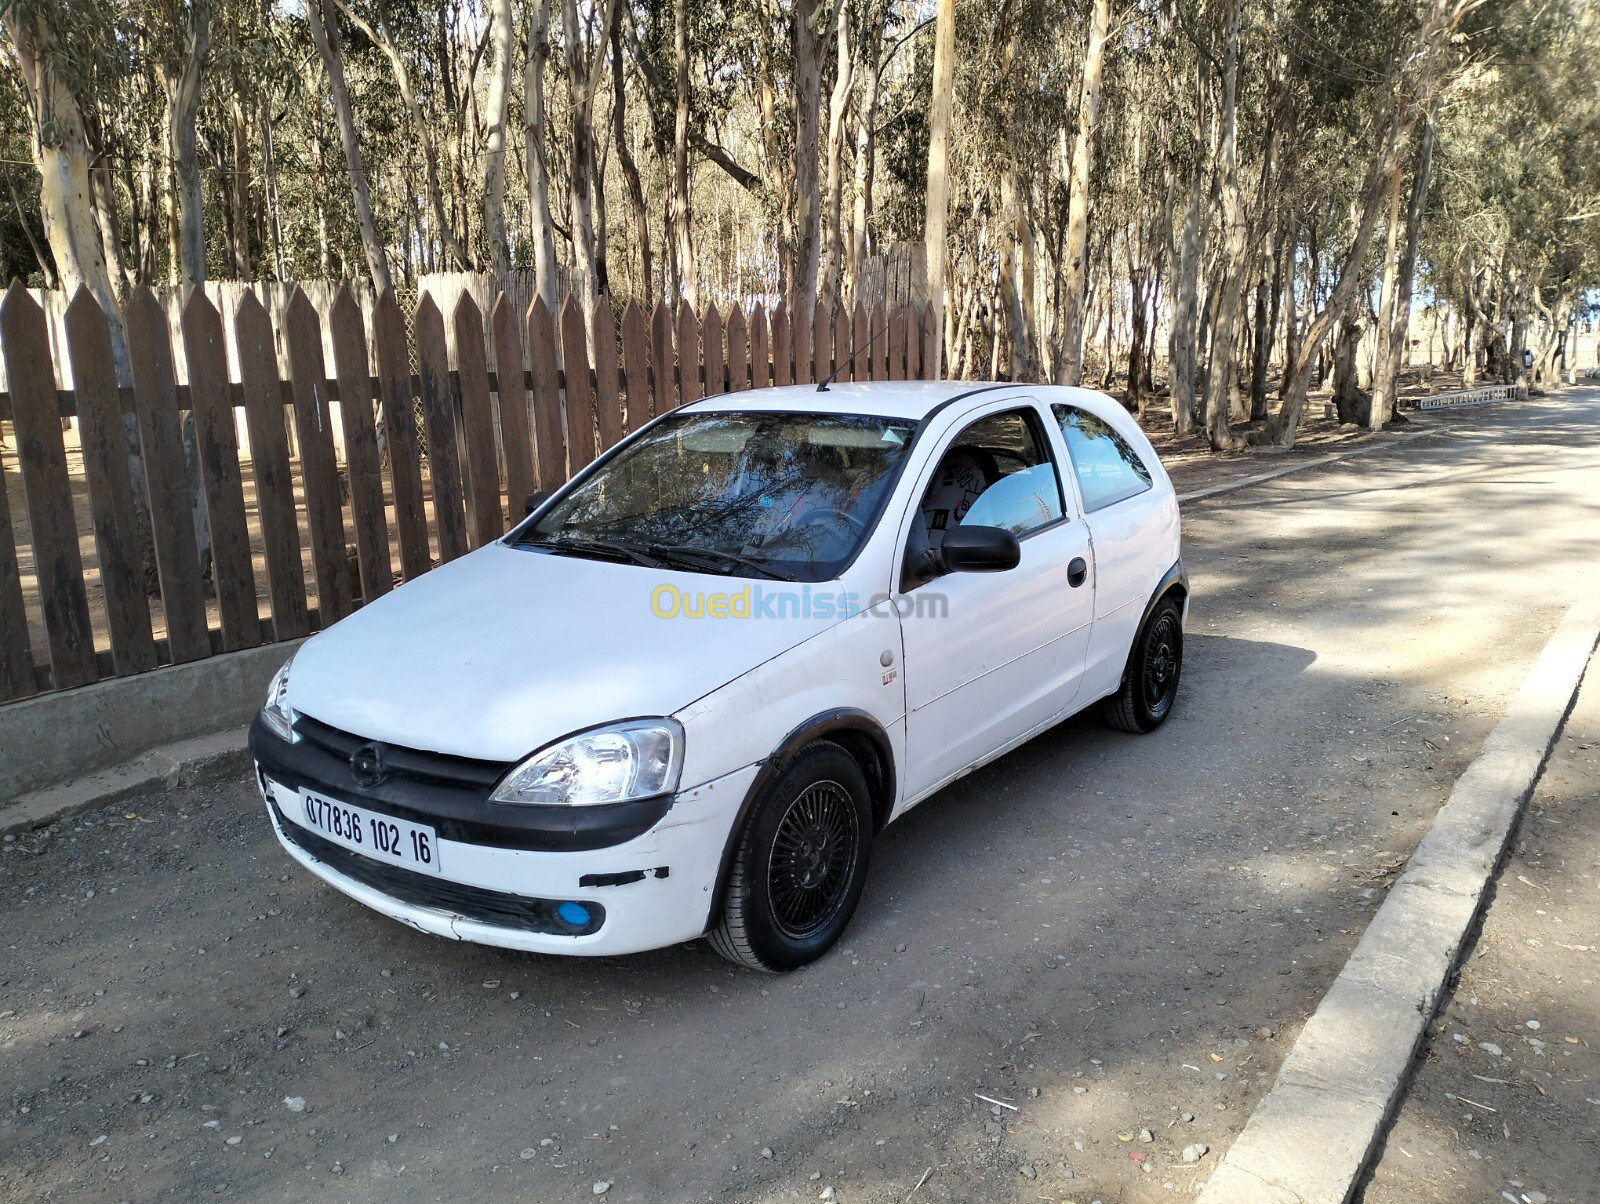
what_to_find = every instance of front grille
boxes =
[292,714,507,791]
[271,802,605,936]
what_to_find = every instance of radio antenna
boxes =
[817,316,893,392]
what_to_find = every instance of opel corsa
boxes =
[249,381,1186,971]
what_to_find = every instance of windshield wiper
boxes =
[515,534,665,568]
[646,544,797,581]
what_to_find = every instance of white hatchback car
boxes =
[250,382,1185,970]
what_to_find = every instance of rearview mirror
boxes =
[524,490,554,516]
[941,524,1021,573]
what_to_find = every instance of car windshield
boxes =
[514,410,918,582]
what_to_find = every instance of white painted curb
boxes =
[1194,595,1600,1204]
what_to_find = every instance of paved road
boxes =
[4,392,1598,1204]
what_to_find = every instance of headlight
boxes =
[491,719,684,806]
[260,660,299,743]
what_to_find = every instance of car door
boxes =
[1051,402,1168,699]
[895,401,1096,804]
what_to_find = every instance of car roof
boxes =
[682,380,1117,422]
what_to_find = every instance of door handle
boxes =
[1068,557,1088,588]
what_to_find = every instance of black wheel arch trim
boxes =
[701,708,896,934]
[1121,559,1188,687]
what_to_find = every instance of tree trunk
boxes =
[849,5,885,306]
[1204,0,1247,451]
[1366,162,1405,429]
[1371,111,1435,423]
[162,0,208,287]
[671,0,697,306]
[562,0,619,320]
[922,0,955,376]
[1168,50,1208,437]
[611,8,652,300]
[483,0,515,278]
[306,0,391,292]
[230,99,251,277]
[334,0,471,270]
[791,0,824,328]
[525,0,557,310]
[822,0,855,303]
[1058,0,1109,386]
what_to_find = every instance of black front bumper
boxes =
[248,713,673,852]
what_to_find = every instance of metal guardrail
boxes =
[1414,384,1528,410]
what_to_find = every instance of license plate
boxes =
[296,790,443,876]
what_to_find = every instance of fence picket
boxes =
[750,303,770,388]
[2,284,98,686]
[328,286,391,602]
[526,297,566,489]
[374,289,431,580]
[620,300,650,432]
[888,307,908,381]
[0,438,34,698]
[870,303,888,380]
[560,296,599,471]
[833,303,852,382]
[650,301,675,414]
[726,305,749,393]
[793,300,812,384]
[905,303,923,381]
[452,294,506,545]
[181,289,260,650]
[235,293,309,639]
[413,293,468,564]
[64,288,157,675]
[490,293,537,513]
[771,301,791,387]
[702,303,725,397]
[283,287,353,624]
[852,301,869,382]
[591,298,625,451]
[125,286,209,660]
[677,301,702,405]
[812,302,832,384]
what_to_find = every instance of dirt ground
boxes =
[1,389,1597,1204]
[1357,666,1600,1204]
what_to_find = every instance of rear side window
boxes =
[1053,405,1153,512]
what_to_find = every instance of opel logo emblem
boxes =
[350,742,388,788]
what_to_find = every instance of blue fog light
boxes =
[556,901,591,928]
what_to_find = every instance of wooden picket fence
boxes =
[0,281,940,703]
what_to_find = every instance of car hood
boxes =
[286,541,842,763]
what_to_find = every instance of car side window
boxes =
[1052,404,1153,512]
[903,408,1065,590]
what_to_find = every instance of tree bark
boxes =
[562,0,619,320]
[306,0,392,292]
[230,99,251,277]
[1058,0,1109,385]
[1366,162,1404,429]
[849,4,886,306]
[483,0,515,278]
[922,0,955,376]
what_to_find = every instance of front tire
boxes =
[1101,595,1184,733]
[708,742,873,972]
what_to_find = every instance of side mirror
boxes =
[941,524,1021,573]
[524,490,553,516]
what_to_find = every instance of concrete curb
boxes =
[1194,594,1600,1204]
[0,726,249,837]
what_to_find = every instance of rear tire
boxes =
[1101,595,1184,733]
[708,742,873,972]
